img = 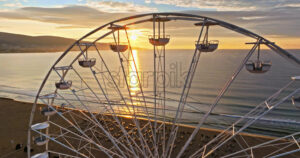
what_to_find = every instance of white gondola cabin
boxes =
[31,122,50,149]
[78,58,96,67]
[149,35,170,46]
[34,136,49,146]
[31,122,49,130]
[55,80,72,90]
[291,76,300,81]
[31,152,49,158]
[196,40,219,52]
[41,107,56,116]
[245,61,271,73]
[292,96,300,109]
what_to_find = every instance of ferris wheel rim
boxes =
[27,12,300,158]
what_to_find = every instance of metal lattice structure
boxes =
[28,13,300,158]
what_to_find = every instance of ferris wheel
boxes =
[27,13,300,158]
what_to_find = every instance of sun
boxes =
[130,34,137,41]
[129,29,143,41]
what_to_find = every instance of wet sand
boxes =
[0,97,299,158]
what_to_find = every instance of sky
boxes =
[0,0,300,49]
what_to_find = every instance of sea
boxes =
[0,49,299,137]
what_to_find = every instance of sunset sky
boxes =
[0,0,300,49]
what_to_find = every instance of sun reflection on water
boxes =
[129,49,140,97]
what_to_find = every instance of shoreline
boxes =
[1,97,293,157]
[2,95,287,139]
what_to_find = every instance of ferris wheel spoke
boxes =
[33,127,90,158]
[191,87,300,158]
[70,89,134,157]
[222,132,300,158]
[108,121,153,157]
[49,120,119,157]
[232,137,250,156]
[39,98,120,157]
[124,29,152,105]
[263,142,299,158]
[178,41,260,158]
[124,28,159,156]
[48,150,83,158]
[237,134,251,149]
[72,61,149,157]
[49,112,117,157]
[75,123,104,153]
[86,74,147,156]
[164,19,207,158]
[94,44,134,113]
[111,30,155,157]
[62,76,143,157]
[115,28,157,155]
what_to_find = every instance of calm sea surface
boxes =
[0,49,299,137]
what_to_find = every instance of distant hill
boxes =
[0,32,111,53]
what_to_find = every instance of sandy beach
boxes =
[0,97,299,158]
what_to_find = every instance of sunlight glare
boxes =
[130,34,137,41]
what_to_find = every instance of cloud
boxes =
[151,0,300,11]
[145,0,151,4]
[183,9,300,37]
[85,0,157,13]
[240,16,265,20]
[0,3,299,39]
[3,2,23,8]
[0,5,130,28]
[0,1,157,27]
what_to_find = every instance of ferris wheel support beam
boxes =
[151,14,172,157]
[162,20,167,157]
[151,14,161,157]
[152,14,158,152]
